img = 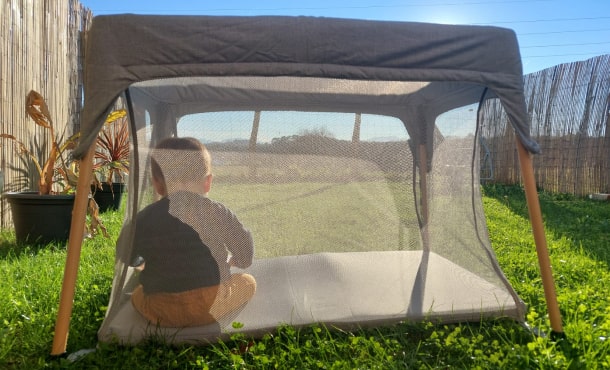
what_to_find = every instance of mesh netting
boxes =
[98,76,525,344]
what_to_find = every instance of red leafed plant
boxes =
[92,109,130,187]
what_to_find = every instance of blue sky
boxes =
[79,0,610,74]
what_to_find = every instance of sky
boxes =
[78,0,610,75]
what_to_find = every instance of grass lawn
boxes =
[1,184,609,369]
[214,181,417,256]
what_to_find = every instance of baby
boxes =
[130,137,256,327]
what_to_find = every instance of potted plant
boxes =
[90,109,130,212]
[1,90,80,244]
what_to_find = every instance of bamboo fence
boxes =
[0,0,91,228]
[481,54,610,196]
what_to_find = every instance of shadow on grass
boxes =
[0,233,68,260]
[483,184,610,265]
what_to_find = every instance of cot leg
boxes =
[516,139,564,337]
[51,145,95,355]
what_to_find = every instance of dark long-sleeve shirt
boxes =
[131,191,254,294]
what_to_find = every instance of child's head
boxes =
[151,137,212,196]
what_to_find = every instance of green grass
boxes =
[1,184,610,369]
[215,181,415,256]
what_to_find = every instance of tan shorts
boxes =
[131,273,256,327]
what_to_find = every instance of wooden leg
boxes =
[51,144,95,355]
[516,139,564,336]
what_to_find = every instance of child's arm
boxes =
[213,201,254,268]
[227,229,254,268]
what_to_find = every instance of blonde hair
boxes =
[151,137,211,195]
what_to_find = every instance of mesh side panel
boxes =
[98,77,525,344]
[138,109,418,257]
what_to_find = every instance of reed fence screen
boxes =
[0,0,91,228]
[481,54,610,196]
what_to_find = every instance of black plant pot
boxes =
[4,192,75,245]
[91,183,125,212]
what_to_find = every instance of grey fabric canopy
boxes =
[75,14,540,158]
